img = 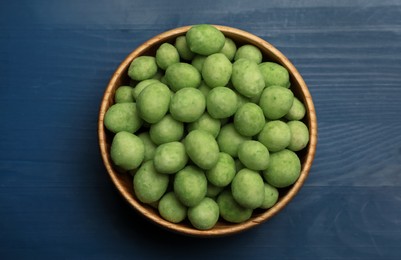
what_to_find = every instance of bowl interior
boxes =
[98,25,317,237]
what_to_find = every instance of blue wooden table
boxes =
[1,0,400,259]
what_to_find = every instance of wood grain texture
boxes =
[1,0,401,258]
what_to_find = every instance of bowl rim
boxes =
[98,25,318,237]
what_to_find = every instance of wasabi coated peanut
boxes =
[233,102,265,137]
[174,35,195,60]
[231,169,265,209]
[153,141,188,174]
[133,160,169,203]
[260,183,279,209]
[128,56,158,81]
[151,69,164,80]
[201,53,232,88]
[174,165,207,207]
[149,114,184,145]
[158,191,187,223]
[259,86,294,120]
[165,62,201,92]
[138,132,157,161]
[137,82,171,124]
[186,24,225,56]
[184,130,219,170]
[235,159,245,172]
[234,44,263,64]
[198,81,212,97]
[191,55,206,73]
[206,87,238,119]
[114,86,134,103]
[132,79,159,100]
[285,97,306,121]
[231,58,265,98]
[263,149,301,188]
[258,120,291,152]
[206,183,223,198]
[206,152,236,187]
[259,62,290,88]
[155,43,180,70]
[287,120,309,151]
[217,190,253,223]
[219,37,237,61]
[235,91,250,108]
[104,103,143,134]
[110,131,144,170]
[170,88,205,123]
[187,112,221,138]
[217,123,251,157]
[188,197,219,230]
[238,140,270,171]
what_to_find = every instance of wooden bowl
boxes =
[98,25,317,237]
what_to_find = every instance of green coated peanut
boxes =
[184,129,219,170]
[133,160,169,203]
[231,168,265,209]
[174,165,207,207]
[110,131,144,170]
[263,149,301,188]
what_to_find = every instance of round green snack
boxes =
[151,69,164,80]
[138,132,157,161]
[132,79,160,101]
[234,44,262,64]
[206,152,236,187]
[104,103,143,134]
[217,123,251,157]
[133,160,169,203]
[188,197,219,230]
[233,102,265,137]
[285,97,306,121]
[238,140,269,171]
[202,53,232,88]
[153,141,188,174]
[174,165,207,207]
[110,131,144,170]
[175,35,195,60]
[259,62,290,88]
[165,63,201,92]
[231,169,265,209]
[149,114,184,145]
[128,56,158,81]
[198,81,212,98]
[186,24,225,55]
[263,149,301,188]
[217,190,253,223]
[258,120,291,152]
[187,112,221,138]
[206,183,223,198]
[158,191,187,223]
[219,37,237,61]
[231,58,265,98]
[136,82,171,124]
[235,159,245,172]
[287,120,310,151]
[260,183,279,209]
[155,42,180,70]
[114,86,134,103]
[235,91,250,109]
[184,130,219,170]
[259,86,294,120]
[191,55,206,73]
[206,87,238,119]
[170,88,205,123]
